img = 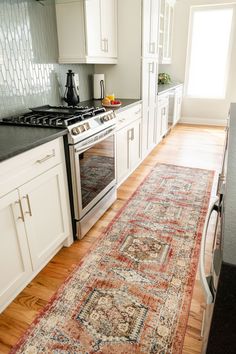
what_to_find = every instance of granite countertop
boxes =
[0,125,67,162]
[80,98,142,113]
[158,82,183,95]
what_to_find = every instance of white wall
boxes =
[160,0,236,125]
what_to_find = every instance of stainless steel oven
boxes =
[1,104,118,240]
[69,125,117,239]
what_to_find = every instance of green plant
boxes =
[158,73,171,84]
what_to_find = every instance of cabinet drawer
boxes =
[0,138,64,198]
[158,94,169,107]
[116,104,142,130]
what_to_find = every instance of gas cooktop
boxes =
[0,104,116,145]
[1,105,107,128]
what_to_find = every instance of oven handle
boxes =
[199,196,219,304]
[74,128,115,154]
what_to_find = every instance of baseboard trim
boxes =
[180,116,227,126]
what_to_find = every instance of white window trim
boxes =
[184,3,236,100]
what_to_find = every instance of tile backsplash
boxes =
[0,0,94,118]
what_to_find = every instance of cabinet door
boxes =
[150,0,159,56]
[129,119,141,171]
[174,88,183,124]
[100,0,117,57]
[56,1,86,62]
[19,165,70,270]
[159,0,175,64]
[142,0,159,57]
[85,0,103,57]
[160,102,169,136]
[0,190,32,312]
[116,126,129,184]
[142,59,158,156]
[142,0,152,57]
[154,103,162,144]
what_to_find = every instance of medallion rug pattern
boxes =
[10,164,214,354]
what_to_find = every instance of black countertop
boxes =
[0,99,141,163]
[158,82,183,95]
[0,125,67,162]
[80,98,142,113]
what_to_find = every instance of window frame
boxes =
[184,4,235,100]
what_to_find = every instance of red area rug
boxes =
[10,163,214,354]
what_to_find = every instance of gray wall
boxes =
[0,0,94,118]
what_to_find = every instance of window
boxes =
[186,5,234,99]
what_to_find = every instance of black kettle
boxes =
[64,70,80,106]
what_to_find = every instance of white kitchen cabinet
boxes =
[157,93,169,137]
[116,119,141,185]
[19,165,70,270]
[116,104,142,185]
[0,138,73,313]
[159,0,175,64]
[142,58,158,157]
[55,0,117,64]
[0,190,32,312]
[142,0,159,58]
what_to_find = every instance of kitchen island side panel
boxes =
[223,103,236,265]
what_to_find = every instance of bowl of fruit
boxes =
[102,95,122,108]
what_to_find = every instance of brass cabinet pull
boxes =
[15,200,25,222]
[36,150,55,164]
[23,194,32,217]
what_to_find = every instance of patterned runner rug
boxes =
[10,163,214,354]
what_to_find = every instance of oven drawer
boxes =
[116,103,142,130]
[0,138,64,198]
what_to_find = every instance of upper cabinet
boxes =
[142,0,159,58]
[159,0,175,64]
[55,0,117,64]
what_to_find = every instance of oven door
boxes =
[70,126,116,220]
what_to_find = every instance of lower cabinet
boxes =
[0,190,32,311]
[0,138,72,313]
[116,118,141,185]
[19,164,70,270]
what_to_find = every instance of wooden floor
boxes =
[0,124,225,354]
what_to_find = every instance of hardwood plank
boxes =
[0,124,225,353]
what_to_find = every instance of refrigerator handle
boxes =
[199,196,219,304]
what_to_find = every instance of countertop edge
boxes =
[116,99,142,113]
[158,83,183,95]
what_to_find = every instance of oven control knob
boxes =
[101,115,108,123]
[72,127,78,135]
